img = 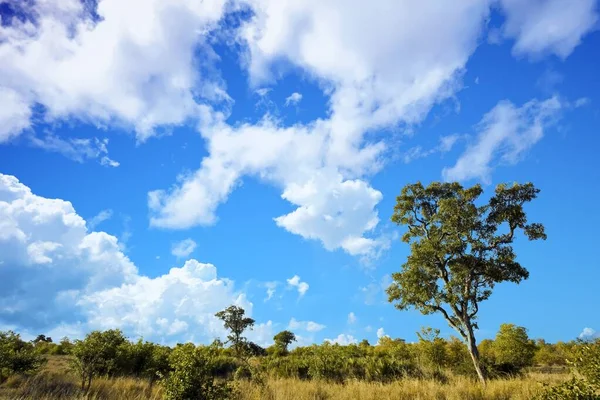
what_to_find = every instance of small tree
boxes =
[71,329,127,391]
[215,305,255,361]
[493,323,536,374]
[386,182,546,384]
[273,330,297,355]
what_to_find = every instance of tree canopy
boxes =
[386,181,546,383]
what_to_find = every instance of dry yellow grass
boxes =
[0,356,568,400]
[236,373,567,400]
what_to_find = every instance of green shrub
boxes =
[0,330,46,381]
[162,343,234,400]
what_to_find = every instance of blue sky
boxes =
[0,0,599,346]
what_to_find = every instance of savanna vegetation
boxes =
[1,182,596,399]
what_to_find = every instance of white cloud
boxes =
[443,96,562,183]
[149,0,494,258]
[347,312,357,324]
[287,275,309,297]
[171,238,197,258]
[0,173,262,344]
[579,327,600,341]
[499,0,598,59]
[0,87,31,143]
[377,327,387,339]
[284,92,302,106]
[288,317,325,333]
[325,333,357,345]
[28,135,119,167]
[0,0,229,142]
[88,209,113,230]
[255,88,272,97]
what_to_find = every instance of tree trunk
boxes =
[466,327,486,385]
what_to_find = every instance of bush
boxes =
[492,324,536,374]
[71,329,128,391]
[162,343,234,400]
[536,338,600,399]
[0,330,46,381]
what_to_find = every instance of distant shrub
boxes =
[0,330,46,382]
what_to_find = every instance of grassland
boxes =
[0,356,569,400]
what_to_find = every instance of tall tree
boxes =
[386,182,546,384]
[215,305,255,361]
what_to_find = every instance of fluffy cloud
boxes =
[171,238,197,258]
[0,174,263,343]
[377,327,387,339]
[347,312,357,324]
[325,333,357,345]
[579,327,600,341]
[0,87,32,143]
[288,318,325,333]
[0,0,229,142]
[443,97,562,183]
[148,0,494,257]
[499,0,598,59]
[284,92,302,107]
[287,275,309,297]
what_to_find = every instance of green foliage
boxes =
[0,331,46,381]
[215,305,255,361]
[71,329,128,391]
[536,338,600,399]
[273,330,297,355]
[492,323,536,375]
[415,327,447,369]
[574,339,600,386]
[118,339,172,383]
[536,377,599,400]
[162,343,234,400]
[386,181,546,383]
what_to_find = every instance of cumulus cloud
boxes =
[284,92,302,107]
[499,0,598,59]
[287,275,309,297]
[325,334,357,345]
[288,318,326,333]
[0,174,265,343]
[0,0,229,142]
[579,327,600,341]
[377,327,387,339]
[443,96,562,183]
[171,238,197,258]
[348,312,357,324]
[88,209,113,230]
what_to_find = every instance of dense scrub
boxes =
[1,322,599,399]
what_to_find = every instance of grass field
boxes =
[0,356,569,400]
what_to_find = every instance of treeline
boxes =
[1,307,599,399]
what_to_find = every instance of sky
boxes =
[0,0,599,347]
